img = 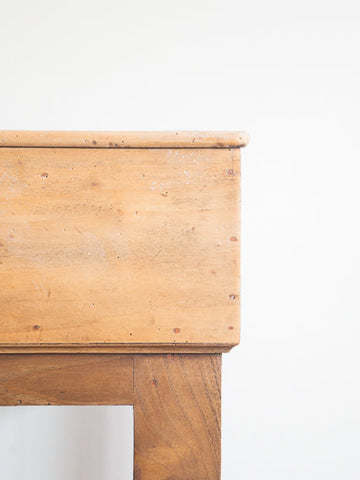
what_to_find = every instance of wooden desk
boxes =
[0,130,249,479]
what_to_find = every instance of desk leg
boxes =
[134,354,221,480]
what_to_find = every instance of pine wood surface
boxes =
[0,130,249,149]
[0,146,240,352]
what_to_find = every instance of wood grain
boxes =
[0,344,231,354]
[0,130,249,149]
[0,147,240,352]
[0,354,133,405]
[134,354,221,480]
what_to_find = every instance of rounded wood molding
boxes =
[0,130,249,149]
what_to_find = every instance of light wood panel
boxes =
[0,147,240,352]
[0,354,134,405]
[0,130,249,149]
[134,354,221,480]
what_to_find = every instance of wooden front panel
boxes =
[0,147,240,351]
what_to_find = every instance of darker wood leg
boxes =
[134,354,221,480]
[0,354,134,406]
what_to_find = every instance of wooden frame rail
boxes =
[0,353,221,480]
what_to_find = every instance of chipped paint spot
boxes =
[230,236,237,242]
[228,294,236,300]
[173,328,181,334]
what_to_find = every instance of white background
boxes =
[1,0,360,478]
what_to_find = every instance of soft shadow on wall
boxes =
[0,406,133,480]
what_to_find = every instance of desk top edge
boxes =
[0,130,249,149]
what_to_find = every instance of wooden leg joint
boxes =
[0,353,222,480]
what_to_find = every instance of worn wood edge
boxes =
[0,343,234,354]
[0,130,249,148]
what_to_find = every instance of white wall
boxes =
[1,0,360,478]
[0,406,133,480]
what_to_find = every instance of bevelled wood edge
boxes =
[0,130,249,149]
[0,343,233,354]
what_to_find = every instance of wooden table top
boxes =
[0,131,248,354]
